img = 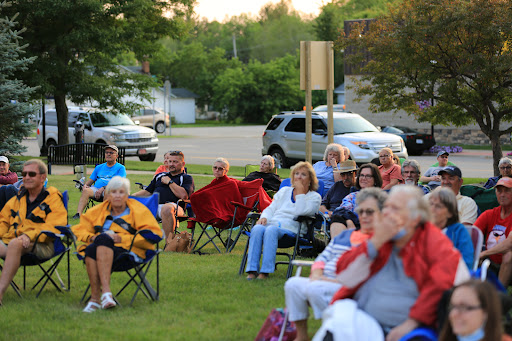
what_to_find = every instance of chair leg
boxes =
[238,234,250,275]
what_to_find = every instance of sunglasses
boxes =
[355,208,375,216]
[22,171,40,177]
[169,150,184,156]
[213,166,225,171]
[105,151,116,155]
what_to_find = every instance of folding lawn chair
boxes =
[238,179,324,279]
[187,178,271,254]
[2,191,75,298]
[464,224,484,271]
[79,193,162,306]
[73,179,101,212]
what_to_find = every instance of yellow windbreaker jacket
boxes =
[72,198,162,259]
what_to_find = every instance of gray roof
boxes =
[170,88,199,99]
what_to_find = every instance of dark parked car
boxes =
[381,126,435,155]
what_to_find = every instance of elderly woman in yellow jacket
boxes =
[73,176,162,312]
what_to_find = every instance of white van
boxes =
[37,107,159,161]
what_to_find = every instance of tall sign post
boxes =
[300,41,335,163]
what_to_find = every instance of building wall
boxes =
[345,76,511,146]
[170,98,196,124]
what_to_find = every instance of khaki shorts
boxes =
[1,240,54,260]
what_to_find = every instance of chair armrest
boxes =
[135,182,145,190]
[127,229,163,252]
[73,180,84,191]
[291,260,314,267]
[230,201,253,211]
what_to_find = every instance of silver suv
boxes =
[262,111,408,168]
[37,107,159,161]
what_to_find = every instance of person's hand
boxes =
[310,268,323,281]
[327,210,332,218]
[294,180,308,195]
[83,184,90,189]
[109,233,122,243]
[371,212,405,249]
[433,175,441,182]
[161,176,171,185]
[95,187,104,200]
[19,234,30,248]
[386,319,418,341]
[329,157,338,169]
[257,218,267,225]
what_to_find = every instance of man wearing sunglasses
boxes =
[484,157,512,189]
[0,159,67,305]
[133,150,194,243]
[73,145,126,219]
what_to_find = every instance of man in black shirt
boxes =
[133,151,194,242]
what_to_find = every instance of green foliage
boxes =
[337,0,512,174]
[0,1,37,156]
[4,0,194,145]
[212,54,304,123]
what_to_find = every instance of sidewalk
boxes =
[48,165,153,176]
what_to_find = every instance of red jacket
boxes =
[332,222,470,326]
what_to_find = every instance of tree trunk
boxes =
[490,133,502,176]
[54,94,69,145]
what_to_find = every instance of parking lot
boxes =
[23,125,499,178]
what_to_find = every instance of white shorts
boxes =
[157,202,178,220]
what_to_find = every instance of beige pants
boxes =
[1,240,54,259]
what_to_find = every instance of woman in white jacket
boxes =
[246,161,322,280]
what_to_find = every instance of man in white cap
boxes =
[73,145,126,219]
[320,160,357,217]
[419,150,450,190]
[476,177,512,286]
[0,156,17,187]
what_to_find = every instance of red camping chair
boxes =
[188,177,271,254]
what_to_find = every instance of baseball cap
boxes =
[105,145,118,153]
[496,177,512,188]
[338,160,357,173]
[439,166,462,178]
[0,156,8,163]
[437,151,449,157]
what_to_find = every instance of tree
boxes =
[0,1,36,156]
[4,0,194,147]
[212,54,303,123]
[338,0,512,175]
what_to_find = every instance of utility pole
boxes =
[232,33,237,59]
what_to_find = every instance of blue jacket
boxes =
[445,222,474,269]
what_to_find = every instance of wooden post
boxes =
[305,41,312,164]
[327,41,334,144]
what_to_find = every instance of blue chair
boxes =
[79,193,162,306]
[3,191,75,298]
[238,179,324,279]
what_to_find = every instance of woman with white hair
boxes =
[73,176,163,312]
[313,143,345,193]
[242,155,281,191]
[484,157,512,189]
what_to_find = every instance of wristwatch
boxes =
[168,179,174,185]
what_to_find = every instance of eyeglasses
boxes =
[105,151,116,155]
[213,166,225,171]
[500,166,512,170]
[355,208,375,216]
[22,171,39,177]
[169,150,184,156]
[447,304,482,313]
[439,155,448,159]
[359,174,374,179]
[379,154,391,158]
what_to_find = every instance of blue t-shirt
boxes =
[90,162,127,188]
[313,161,339,193]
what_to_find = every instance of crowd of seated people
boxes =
[5,143,512,341]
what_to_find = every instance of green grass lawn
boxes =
[3,173,320,340]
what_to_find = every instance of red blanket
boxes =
[190,177,271,228]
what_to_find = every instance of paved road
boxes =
[23,126,500,178]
